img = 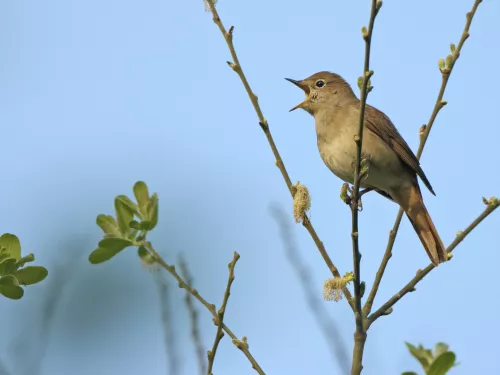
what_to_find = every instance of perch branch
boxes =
[350,1,380,374]
[363,0,483,317]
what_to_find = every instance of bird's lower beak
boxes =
[285,78,309,112]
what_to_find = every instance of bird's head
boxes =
[286,71,356,115]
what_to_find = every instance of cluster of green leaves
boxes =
[89,181,158,265]
[403,342,458,375]
[0,233,48,299]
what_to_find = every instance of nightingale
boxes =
[286,71,447,266]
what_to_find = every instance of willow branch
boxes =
[350,2,381,374]
[179,257,207,375]
[204,0,354,311]
[147,244,265,375]
[367,198,499,327]
[207,252,239,375]
[363,0,483,317]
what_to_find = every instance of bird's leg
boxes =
[341,185,375,211]
[359,157,370,181]
[340,183,352,205]
[356,188,376,211]
[341,155,372,210]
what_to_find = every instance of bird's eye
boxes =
[315,80,326,88]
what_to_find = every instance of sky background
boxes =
[0,0,499,374]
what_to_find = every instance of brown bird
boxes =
[286,71,447,266]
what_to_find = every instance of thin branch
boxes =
[362,220,400,316]
[270,205,350,374]
[207,252,239,375]
[363,0,484,317]
[367,198,499,327]
[179,257,207,375]
[146,244,265,375]
[203,0,355,312]
[350,1,381,374]
[152,270,179,375]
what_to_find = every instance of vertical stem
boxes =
[350,1,380,374]
[363,0,483,317]
[351,332,367,375]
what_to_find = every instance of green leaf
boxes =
[16,253,35,268]
[0,258,18,276]
[434,342,449,358]
[0,234,21,261]
[129,220,141,230]
[89,247,120,264]
[13,266,48,285]
[115,197,136,235]
[0,247,11,263]
[116,195,140,216]
[145,193,158,230]
[133,181,150,215]
[405,342,432,372]
[428,352,456,375]
[139,221,155,231]
[96,215,122,237]
[126,228,139,241]
[0,275,24,299]
[137,246,155,265]
[89,238,135,264]
[401,372,419,375]
[359,281,365,298]
[98,237,134,250]
[0,274,19,286]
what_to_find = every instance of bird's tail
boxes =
[402,184,447,266]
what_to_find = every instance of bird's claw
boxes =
[340,183,365,211]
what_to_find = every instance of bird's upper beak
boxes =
[285,78,309,112]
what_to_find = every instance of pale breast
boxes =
[316,124,412,192]
[318,133,357,184]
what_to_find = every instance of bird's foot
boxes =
[340,184,366,211]
[340,183,352,205]
[340,184,374,211]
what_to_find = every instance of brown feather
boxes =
[396,183,447,265]
[364,105,436,195]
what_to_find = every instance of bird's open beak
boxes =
[285,78,309,112]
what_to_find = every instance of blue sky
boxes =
[0,1,499,374]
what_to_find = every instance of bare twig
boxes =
[151,270,179,375]
[203,0,355,312]
[207,252,239,375]
[270,205,350,374]
[367,198,499,326]
[179,257,207,375]
[363,0,484,317]
[349,1,381,374]
[146,244,265,375]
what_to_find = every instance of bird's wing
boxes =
[364,104,435,195]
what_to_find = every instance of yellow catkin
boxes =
[293,182,311,223]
